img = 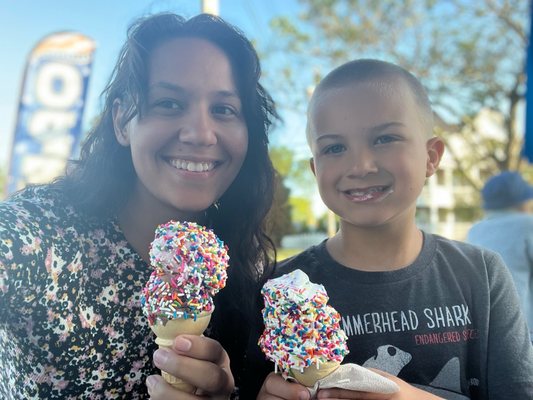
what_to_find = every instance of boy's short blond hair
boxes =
[306,59,434,145]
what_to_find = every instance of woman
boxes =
[0,12,277,399]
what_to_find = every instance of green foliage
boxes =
[265,172,293,247]
[289,196,315,232]
[263,0,529,188]
[267,145,319,240]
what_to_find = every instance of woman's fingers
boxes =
[152,335,234,395]
[146,374,197,400]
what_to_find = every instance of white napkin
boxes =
[290,363,399,397]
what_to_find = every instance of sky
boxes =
[0,0,308,174]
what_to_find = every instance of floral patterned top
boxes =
[0,184,243,399]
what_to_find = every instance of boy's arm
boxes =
[486,252,533,398]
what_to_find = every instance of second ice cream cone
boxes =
[290,360,341,387]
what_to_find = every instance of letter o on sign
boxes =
[35,62,82,108]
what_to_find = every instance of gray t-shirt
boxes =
[244,232,533,399]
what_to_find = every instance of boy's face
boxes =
[308,79,443,230]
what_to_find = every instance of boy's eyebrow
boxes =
[370,122,405,133]
[149,81,240,100]
[315,122,406,142]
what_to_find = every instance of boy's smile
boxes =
[342,185,394,203]
[308,79,442,230]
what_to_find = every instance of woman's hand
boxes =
[257,372,311,400]
[146,334,234,399]
[315,369,444,400]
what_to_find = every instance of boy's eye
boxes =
[323,144,346,154]
[374,135,398,145]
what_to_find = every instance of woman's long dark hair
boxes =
[59,13,278,314]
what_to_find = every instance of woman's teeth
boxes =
[169,159,215,172]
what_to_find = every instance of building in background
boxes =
[417,109,511,240]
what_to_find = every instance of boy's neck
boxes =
[326,222,423,272]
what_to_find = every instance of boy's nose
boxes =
[177,107,217,146]
[347,148,378,177]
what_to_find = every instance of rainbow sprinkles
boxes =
[140,221,229,325]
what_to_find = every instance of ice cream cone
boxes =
[290,360,341,387]
[150,311,212,392]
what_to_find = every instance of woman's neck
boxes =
[117,189,204,263]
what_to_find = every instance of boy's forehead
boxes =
[306,77,429,143]
[309,79,414,123]
[311,78,407,109]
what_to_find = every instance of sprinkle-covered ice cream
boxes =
[259,269,349,378]
[141,221,229,325]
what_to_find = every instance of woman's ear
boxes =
[425,136,445,178]
[112,99,130,146]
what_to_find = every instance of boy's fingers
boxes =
[317,388,392,399]
[260,372,310,400]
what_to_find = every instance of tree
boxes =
[266,146,295,247]
[262,0,529,191]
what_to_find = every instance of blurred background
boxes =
[0,0,531,259]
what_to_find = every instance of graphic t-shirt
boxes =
[0,185,246,399]
[242,233,533,399]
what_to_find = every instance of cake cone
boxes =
[290,360,341,387]
[150,311,212,393]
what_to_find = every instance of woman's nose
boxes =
[177,107,217,146]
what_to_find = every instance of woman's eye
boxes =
[149,99,185,115]
[212,104,239,117]
[323,144,345,154]
[154,99,182,110]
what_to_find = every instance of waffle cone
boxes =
[290,360,341,387]
[150,311,212,392]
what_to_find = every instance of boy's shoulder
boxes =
[275,242,325,278]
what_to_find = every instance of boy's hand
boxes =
[315,369,444,400]
[146,334,234,399]
[257,372,311,400]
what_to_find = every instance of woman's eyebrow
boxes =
[149,82,240,101]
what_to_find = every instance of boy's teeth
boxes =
[349,187,382,196]
[170,159,214,172]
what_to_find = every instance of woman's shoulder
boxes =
[2,184,71,224]
[0,183,104,245]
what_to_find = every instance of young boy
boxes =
[246,59,533,400]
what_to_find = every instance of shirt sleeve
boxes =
[485,251,533,398]
[0,199,47,324]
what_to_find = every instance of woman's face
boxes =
[114,37,248,220]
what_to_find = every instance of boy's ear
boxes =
[309,157,316,176]
[112,99,130,146]
[425,136,445,178]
